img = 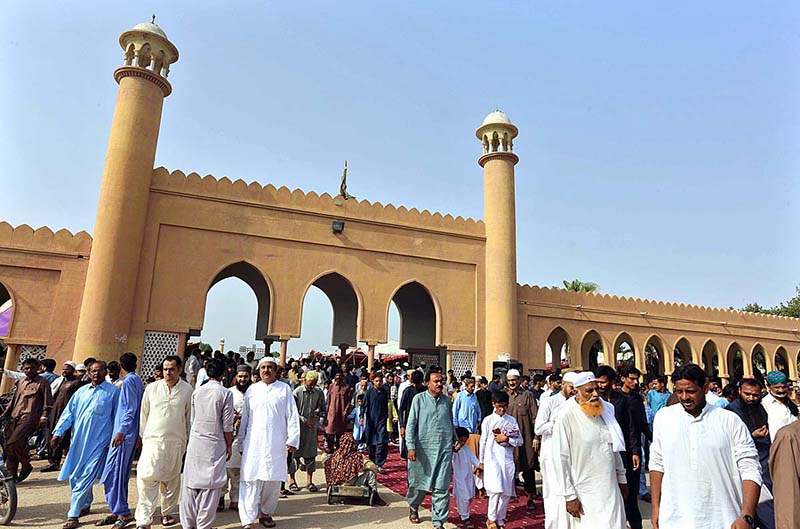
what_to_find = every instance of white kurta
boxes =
[480,413,524,495]
[762,393,798,442]
[534,392,569,529]
[138,379,193,481]
[650,402,762,529]
[453,444,480,506]
[183,380,234,489]
[552,399,627,529]
[238,380,301,482]
[227,385,246,469]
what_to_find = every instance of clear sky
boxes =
[2,2,798,356]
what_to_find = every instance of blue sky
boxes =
[2,2,798,356]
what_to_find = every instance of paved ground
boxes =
[12,457,653,529]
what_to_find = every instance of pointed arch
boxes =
[612,331,636,368]
[387,280,440,351]
[673,337,693,369]
[726,342,745,383]
[299,271,362,347]
[700,339,720,377]
[545,326,571,370]
[774,346,789,377]
[644,334,666,375]
[751,343,767,380]
[206,261,273,341]
[580,329,606,372]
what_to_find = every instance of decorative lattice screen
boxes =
[451,351,476,378]
[142,331,179,380]
[18,345,47,368]
[408,351,441,370]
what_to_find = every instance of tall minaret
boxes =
[477,111,519,361]
[73,21,179,360]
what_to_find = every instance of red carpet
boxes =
[375,444,545,528]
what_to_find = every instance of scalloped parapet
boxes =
[517,284,800,325]
[0,222,92,256]
[150,167,485,237]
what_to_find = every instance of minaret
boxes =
[477,111,519,361]
[73,20,179,360]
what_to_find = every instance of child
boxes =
[479,391,523,529]
[347,393,367,451]
[453,426,480,529]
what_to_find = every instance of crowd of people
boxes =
[1,349,799,529]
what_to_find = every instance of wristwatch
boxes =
[740,514,755,528]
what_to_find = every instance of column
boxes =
[279,338,289,367]
[367,343,376,371]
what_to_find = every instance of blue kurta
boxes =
[363,385,389,445]
[53,381,119,518]
[452,390,482,433]
[100,373,144,516]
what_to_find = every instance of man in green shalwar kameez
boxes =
[405,371,458,527]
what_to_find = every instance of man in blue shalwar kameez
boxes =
[97,353,144,527]
[51,361,119,529]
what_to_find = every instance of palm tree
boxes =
[562,279,599,293]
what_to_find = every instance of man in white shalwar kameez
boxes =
[534,372,576,529]
[238,356,300,529]
[552,372,628,529]
[453,427,480,528]
[179,358,234,529]
[135,356,193,528]
[479,391,524,529]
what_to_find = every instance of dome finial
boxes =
[151,14,156,24]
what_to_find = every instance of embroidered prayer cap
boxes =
[506,369,521,379]
[236,364,252,374]
[766,370,789,385]
[562,371,579,384]
[63,361,77,369]
[305,370,319,381]
[573,371,597,388]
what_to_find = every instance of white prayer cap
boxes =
[573,372,597,388]
[562,371,579,384]
[63,361,77,369]
[506,369,521,379]
[403,362,409,368]
[257,356,277,368]
[305,370,319,381]
[76,363,86,371]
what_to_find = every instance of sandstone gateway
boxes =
[1,21,797,385]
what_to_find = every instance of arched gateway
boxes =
[0,20,798,384]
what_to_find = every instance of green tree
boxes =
[562,279,599,293]
[741,285,800,319]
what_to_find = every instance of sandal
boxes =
[96,516,118,526]
[112,518,133,529]
[307,484,319,493]
[63,518,80,529]
[161,516,177,527]
[409,509,421,524]
[259,515,276,528]
[288,482,300,492]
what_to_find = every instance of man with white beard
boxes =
[534,371,577,529]
[237,356,300,529]
[552,372,627,529]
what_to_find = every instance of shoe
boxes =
[526,499,536,511]
[409,509,420,524]
[258,515,276,528]
[161,515,177,527]
[17,464,33,483]
[41,463,60,473]
[463,520,475,529]
[377,466,386,474]
[640,492,652,503]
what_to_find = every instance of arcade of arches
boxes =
[1,20,798,385]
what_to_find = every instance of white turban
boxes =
[573,371,597,388]
[506,369,521,379]
[257,356,277,369]
[563,371,579,384]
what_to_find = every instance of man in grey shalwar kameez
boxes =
[179,358,234,529]
[288,370,326,492]
[405,371,458,527]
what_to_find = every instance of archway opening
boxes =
[303,273,358,349]
[674,338,692,369]
[752,344,767,383]
[391,282,440,367]
[581,330,604,372]
[701,340,719,377]
[200,262,271,359]
[0,282,11,338]
[775,347,789,377]
[644,336,665,375]
[545,327,571,371]
[613,332,636,369]
[726,342,744,383]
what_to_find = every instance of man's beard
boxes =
[579,399,604,417]
[236,381,251,392]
